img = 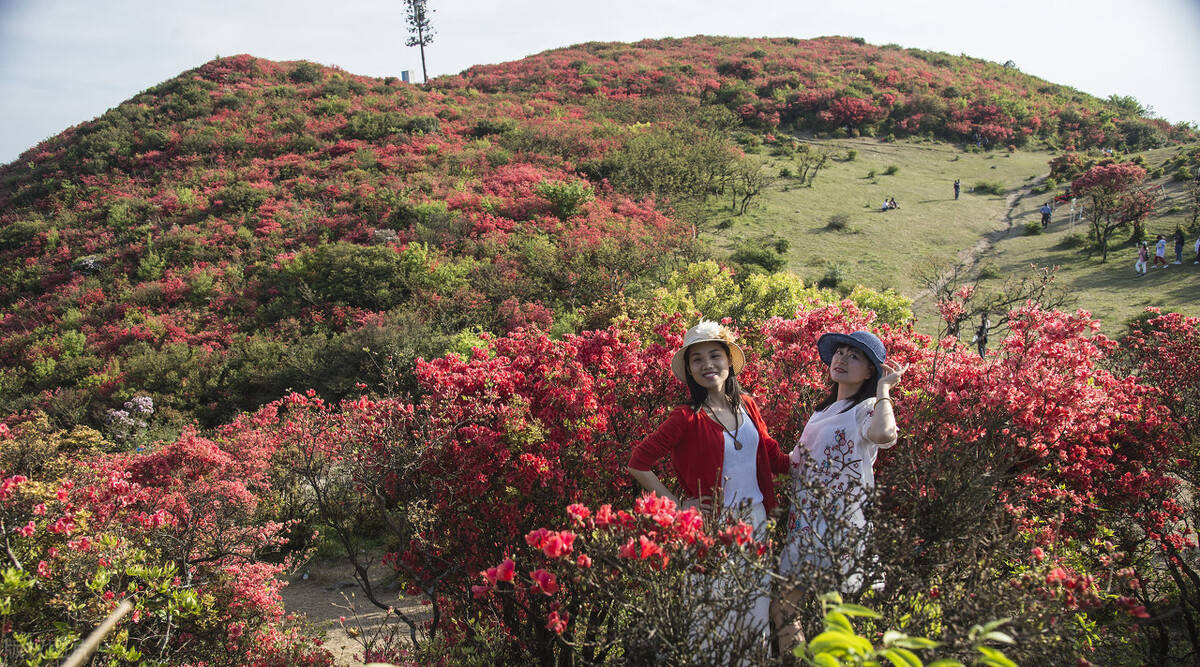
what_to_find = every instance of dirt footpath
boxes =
[280,559,427,666]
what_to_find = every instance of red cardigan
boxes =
[628,395,790,512]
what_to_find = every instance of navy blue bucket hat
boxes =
[817,330,886,379]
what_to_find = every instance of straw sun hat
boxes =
[670,320,746,383]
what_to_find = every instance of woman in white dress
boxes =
[773,330,907,651]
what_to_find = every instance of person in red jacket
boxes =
[628,320,789,650]
[628,319,789,518]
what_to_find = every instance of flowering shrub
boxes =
[133,299,1185,663]
[0,413,331,665]
[1071,161,1157,260]
[468,495,776,665]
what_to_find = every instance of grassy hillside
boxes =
[704,137,1049,293]
[703,135,1199,336]
[981,148,1200,333]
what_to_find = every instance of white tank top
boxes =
[720,406,762,507]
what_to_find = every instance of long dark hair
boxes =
[813,349,879,414]
[682,342,743,413]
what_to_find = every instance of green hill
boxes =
[0,36,1195,431]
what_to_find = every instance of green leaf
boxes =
[926,661,965,667]
[976,645,1018,667]
[980,618,1012,633]
[836,602,884,619]
[826,611,856,634]
[891,637,941,650]
[812,654,841,667]
[808,631,855,655]
[881,647,924,667]
[883,630,908,645]
[979,630,1015,645]
[819,591,845,606]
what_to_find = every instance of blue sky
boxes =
[1,0,1198,165]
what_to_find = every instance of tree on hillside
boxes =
[404,0,435,84]
[1071,162,1157,261]
[1107,94,1149,117]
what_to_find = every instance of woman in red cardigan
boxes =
[628,320,790,646]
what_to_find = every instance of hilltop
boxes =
[0,36,1193,433]
[441,35,1192,150]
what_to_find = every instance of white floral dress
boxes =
[779,398,896,584]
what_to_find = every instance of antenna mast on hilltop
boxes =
[404,0,435,84]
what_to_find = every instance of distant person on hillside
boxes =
[1154,235,1169,268]
[1040,202,1052,228]
[1173,227,1186,264]
[954,179,961,200]
[1136,241,1149,277]
[888,197,899,210]
[881,199,891,212]
[1194,234,1200,264]
[970,313,990,357]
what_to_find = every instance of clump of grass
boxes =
[973,181,1006,196]
[817,264,847,290]
[1022,221,1043,235]
[845,149,857,161]
[826,213,852,232]
[883,165,899,176]
[1056,233,1088,249]
[977,265,1002,280]
[866,169,876,179]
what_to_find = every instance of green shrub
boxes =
[1023,221,1043,235]
[342,111,439,140]
[0,218,48,251]
[342,111,408,140]
[472,118,517,137]
[973,181,1007,196]
[136,248,167,281]
[730,241,786,273]
[1057,233,1088,249]
[405,115,441,135]
[779,166,793,178]
[178,127,221,155]
[866,169,876,179]
[795,593,1015,667]
[214,182,269,213]
[817,264,847,290]
[313,96,351,117]
[826,213,852,232]
[883,164,899,175]
[847,285,913,324]
[264,242,468,317]
[845,149,857,161]
[535,180,595,220]
[287,61,323,83]
[1172,166,1195,182]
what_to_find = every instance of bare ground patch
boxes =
[281,559,430,666]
